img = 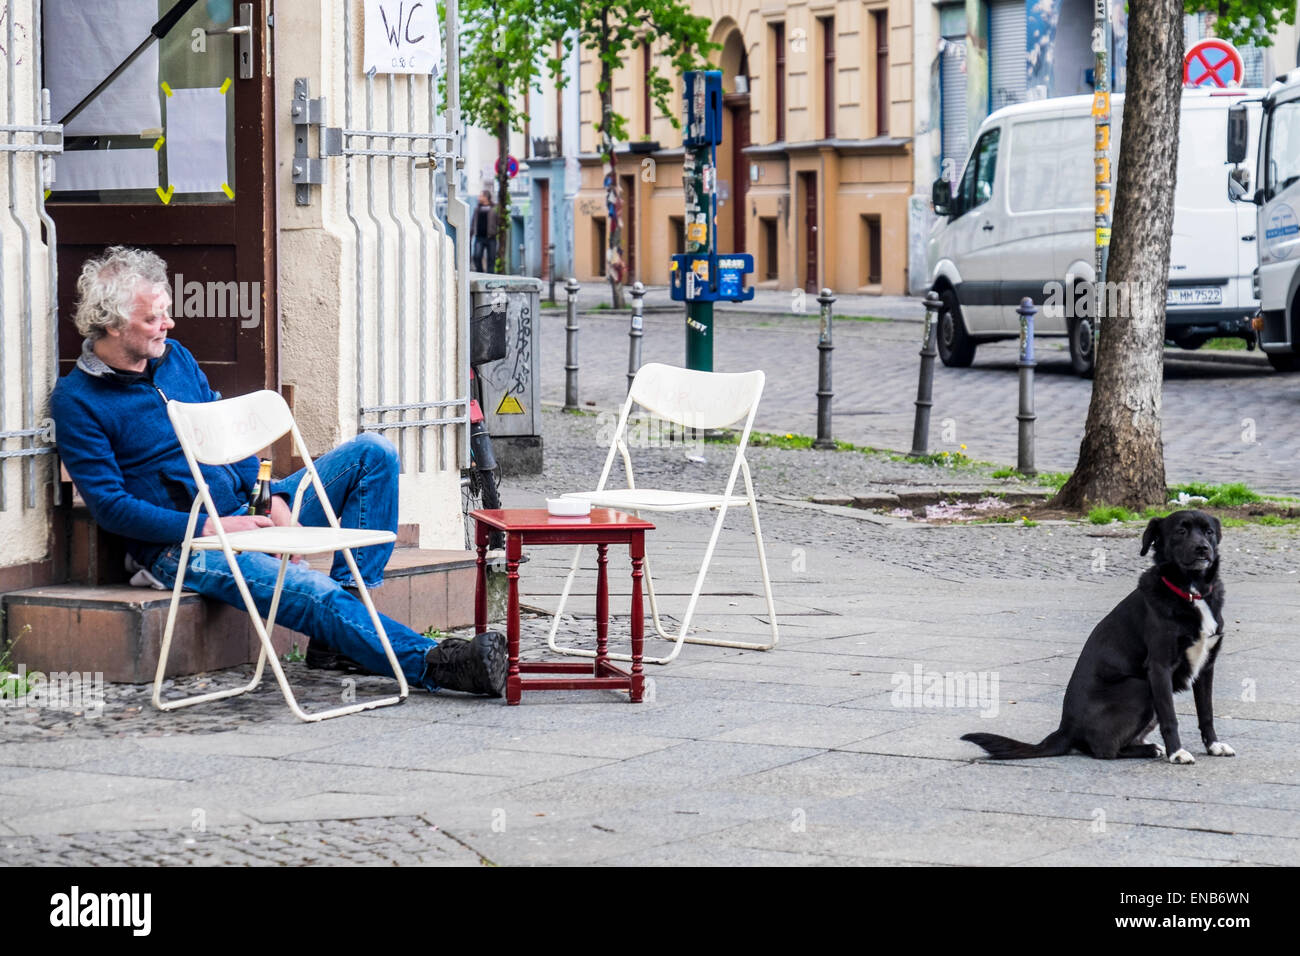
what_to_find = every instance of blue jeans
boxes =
[149,434,439,691]
[473,237,498,273]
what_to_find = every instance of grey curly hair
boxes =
[73,246,170,340]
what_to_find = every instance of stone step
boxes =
[66,505,128,586]
[1,548,476,684]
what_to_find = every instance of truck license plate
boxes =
[1166,287,1223,306]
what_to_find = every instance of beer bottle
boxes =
[248,459,273,517]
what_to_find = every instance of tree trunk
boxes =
[495,78,511,274]
[1055,0,1182,511]
[599,33,624,308]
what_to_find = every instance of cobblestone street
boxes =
[538,290,1300,495]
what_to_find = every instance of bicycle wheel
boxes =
[461,465,504,550]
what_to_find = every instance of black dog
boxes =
[962,510,1234,764]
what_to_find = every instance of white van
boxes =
[927,89,1263,374]
[1228,71,1300,372]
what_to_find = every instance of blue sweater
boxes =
[50,339,259,567]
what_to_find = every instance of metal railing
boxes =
[342,0,465,475]
[1,0,61,512]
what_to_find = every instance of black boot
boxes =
[424,632,507,697]
[305,642,370,674]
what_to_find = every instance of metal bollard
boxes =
[909,291,943,457]
[547,242,557,304]
[813,288,836,450]
[564,277,580,411]
[1016,297,1038,476]
[628,281,645,394]
[519,243,526,276]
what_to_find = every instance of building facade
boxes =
[0,0,469,596]
[570,0,916,297]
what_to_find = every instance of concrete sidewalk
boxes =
[2,408,1297,865]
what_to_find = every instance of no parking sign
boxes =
[1183,39,1243,88]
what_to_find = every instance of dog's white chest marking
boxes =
[1185,593,1220,682]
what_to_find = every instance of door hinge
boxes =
[291,77,342,205]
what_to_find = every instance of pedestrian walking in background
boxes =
[471,189,500,273]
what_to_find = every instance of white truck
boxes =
[1229,74,1300,371]
[929,89,1264,375]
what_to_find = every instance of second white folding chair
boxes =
[152,390,408,721]
[546,363,779,665]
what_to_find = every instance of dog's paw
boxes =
[1152,742,1166,758]
[1208,741,1236,757]
[1169,748,1196,764]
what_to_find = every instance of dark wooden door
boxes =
[727,97,751,256]
[620,174,636,283]
[47,0,277,400]
[800,171,818,292]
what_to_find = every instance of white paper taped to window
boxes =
[51,149,158,192]
[363,0,441,75]
[45,0,162,136]
[166,87,228,194]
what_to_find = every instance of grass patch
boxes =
[1220,515,1300,528]
[1168,482,1262,507]
[980,514,1039,526]
[704,429,858,451]
[0,624,38,699]
[540,301,564,309]
[1202,337,1247,351]
[1035,471,1071,491]
[988,468,1071,490]
[560,406,598,416]
[897,449,975,468]
[1088,505,1137,524]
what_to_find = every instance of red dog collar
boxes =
[1162,576,1213,602]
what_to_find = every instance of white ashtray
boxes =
[547,497,591,517]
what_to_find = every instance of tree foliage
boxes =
[1185,0,1297,47]
[458,0,568,270]
[553,0,716,303]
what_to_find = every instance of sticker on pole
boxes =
[1265,203,1299,260]
[1183,39,1243,89]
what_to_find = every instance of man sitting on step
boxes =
[49,246,506,698]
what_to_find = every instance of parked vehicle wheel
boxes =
[936,289,976,367]
[1068,315,1096,377]
[1267,351,1300,372]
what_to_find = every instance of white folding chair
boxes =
[152,390,408,721]
[546,363,778,665]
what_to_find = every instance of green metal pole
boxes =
[686,300,713,371]
[683,137,714,370]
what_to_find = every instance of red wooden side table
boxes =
[471,508,655,705]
